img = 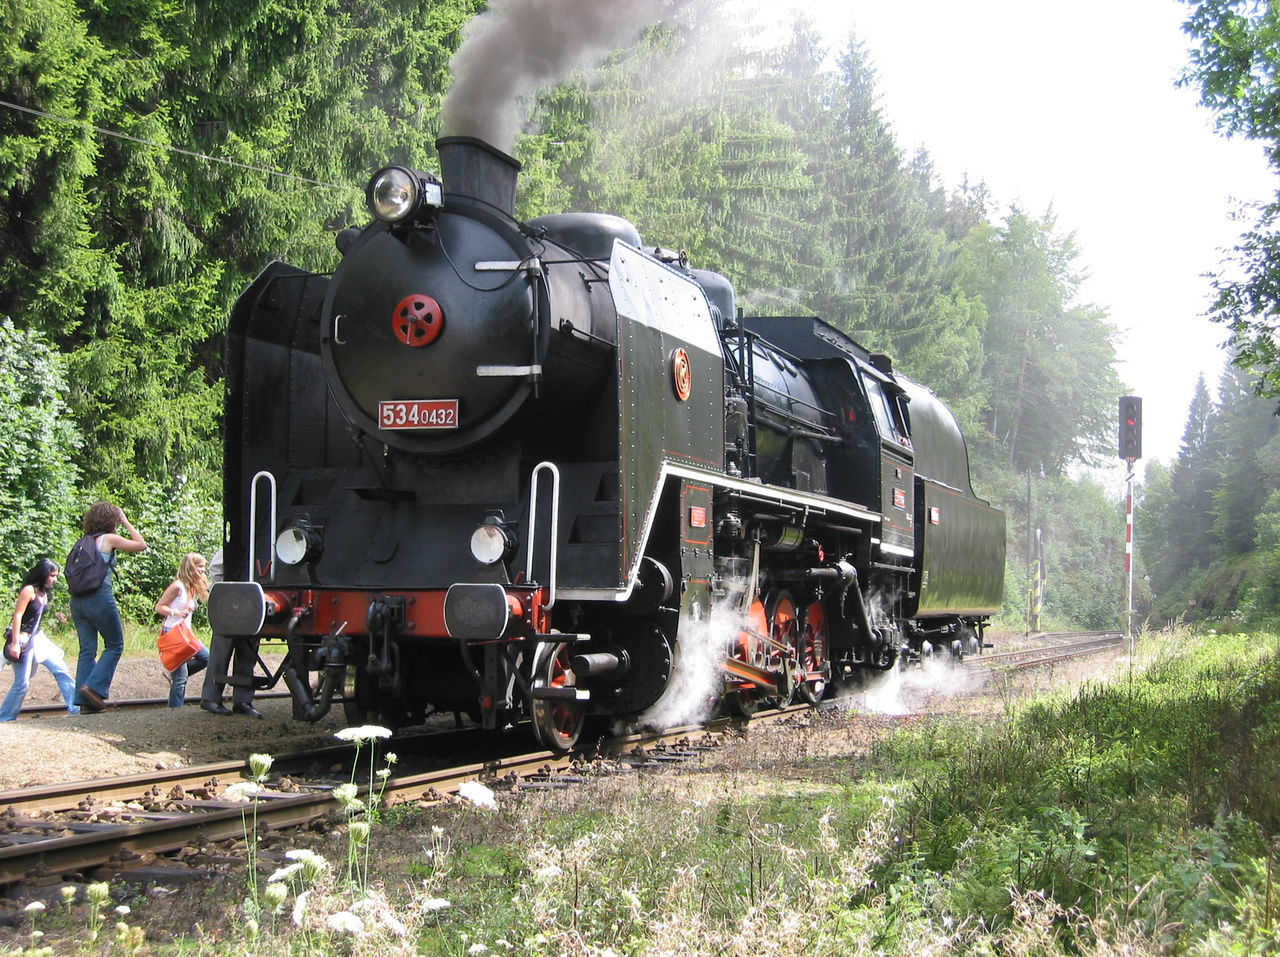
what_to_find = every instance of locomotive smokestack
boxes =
[438,0,690,152]
[435,135,521,217]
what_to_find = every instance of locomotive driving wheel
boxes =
[341,663,391,726]
[530,641,586,751]
[765,590,800,705]
[725,598,770,716]
[797,600,831,704]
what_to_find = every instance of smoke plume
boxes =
[439,0,691,152]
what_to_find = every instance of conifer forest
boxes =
[3,0,1280,631]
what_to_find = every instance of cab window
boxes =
[863,378,897,441]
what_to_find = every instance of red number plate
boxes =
[378,399,459,430]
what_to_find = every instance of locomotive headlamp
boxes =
[276,522,323,566]
[366,166,444,224]
[470,520,517,566]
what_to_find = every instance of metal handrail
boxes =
[248,470,277,581]
[526,461,560,609]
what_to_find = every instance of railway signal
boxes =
[1118,395,1142,461]
[1117,395,1142,636]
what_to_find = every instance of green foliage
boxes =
[0,318,82,584]
[867,631,1280,943]
[0,0,481,540]
[1182,0,1280,403]
[958,207,1123,474]
[0,0,1144,635]
[1140,364,1280,626]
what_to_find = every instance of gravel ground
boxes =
[0,629,1126,791]
[0,652,349,790]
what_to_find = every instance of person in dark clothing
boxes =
[199,547,263,718]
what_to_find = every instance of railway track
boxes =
[0,631,1121,888]
[0,713,765,888]
[16,690,293,719]
[965,631,1128,671]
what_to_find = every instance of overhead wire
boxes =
[0,97,356,192]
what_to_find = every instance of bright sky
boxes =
[786,0,1277,465]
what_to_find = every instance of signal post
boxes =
[1119,396,1142,637]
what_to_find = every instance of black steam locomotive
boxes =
[208,136,1005,749]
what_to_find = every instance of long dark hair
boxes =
[22,558,59,597]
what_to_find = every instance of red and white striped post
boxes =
[1125,462,1134,638]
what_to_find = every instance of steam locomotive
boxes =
[208,136,1005,749]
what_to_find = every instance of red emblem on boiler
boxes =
[671,348,692,401]
[392,294,444,347]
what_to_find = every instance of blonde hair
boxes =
[177,552,211,603]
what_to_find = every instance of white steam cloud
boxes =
[636,584,753,730]
[439,0,692,151]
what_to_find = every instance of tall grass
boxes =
[8,629,1279,955]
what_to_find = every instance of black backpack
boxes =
[65,534,110,596]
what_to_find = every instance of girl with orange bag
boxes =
[155,553,210,708]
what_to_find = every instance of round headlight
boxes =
[367,167,418,223]
[470,523,514,565]
[276,525,320,566]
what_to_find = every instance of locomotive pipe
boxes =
[570,649,630,679]
[771,562,859,581]
[835,561,879,649]
[281,611,340,721]
[436,136,519,216]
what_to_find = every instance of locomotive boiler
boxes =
[208,136,1006,749]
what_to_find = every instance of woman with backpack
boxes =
[0,558,79,721]
[68,502,147,713]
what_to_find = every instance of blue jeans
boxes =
[168,644,209,707]
[0,636,79,721]
[71,584,125,705]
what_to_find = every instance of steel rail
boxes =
[0,717,749,886]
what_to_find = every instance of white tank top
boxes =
[162,582,197,630]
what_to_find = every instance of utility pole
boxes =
[1029,527,1044,633]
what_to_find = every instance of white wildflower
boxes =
[263,883,289,909]
[249,753,274,779]
[420,897,453,912]
[224,781,261,801]
[86,883,110,904]
[267,862,304,884]
[113,905,130,916]
[244,918,260,939]
[457,780,497,809]
[325,911,365,935]
[349,820,371,844]
[533,864,563,880]
[468,944,490,955]
[379,910,408,937]
[301,855,329,881]
[59,886,75,902]
[334,725,393,742]
[377,768,391,779]
[291,890,310,926]
[385,752,398,765]
[23,901,45,913]
[284,848,323,862]
[333,782,360,807]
